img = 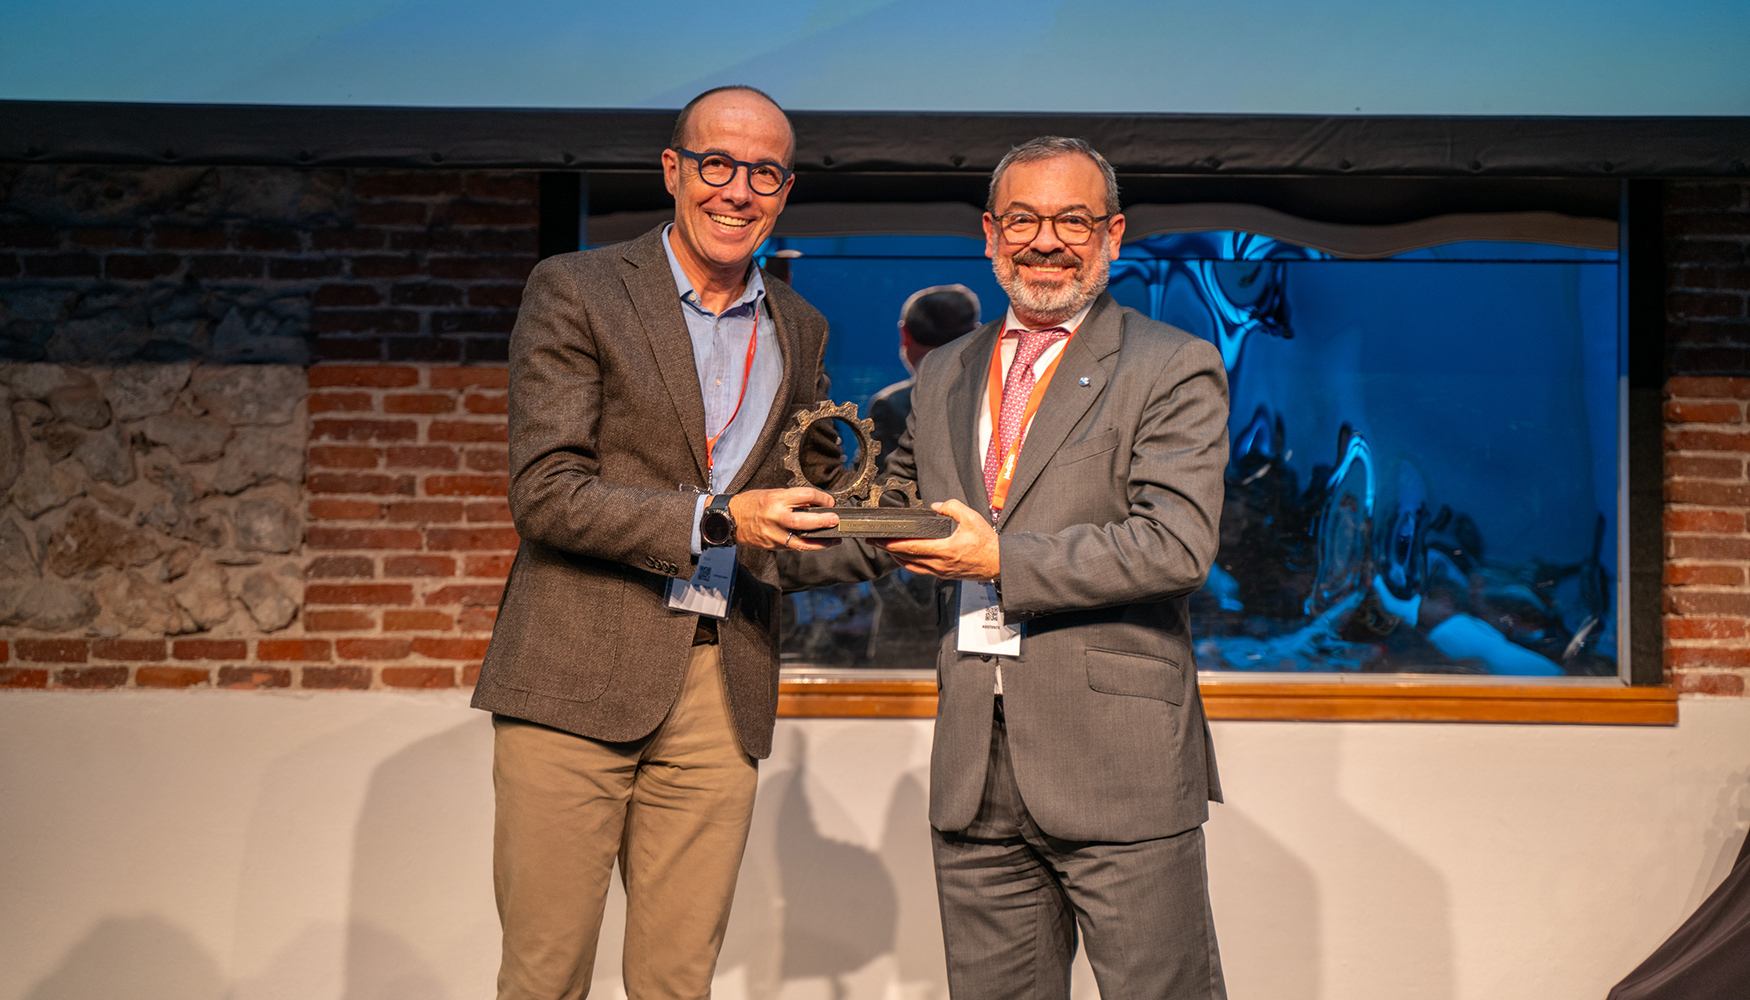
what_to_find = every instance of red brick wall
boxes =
[1662,181,1750,697]
[309,172,536,364]
[300,363,511,689]
[2,167,535,364]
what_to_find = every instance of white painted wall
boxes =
[2,692,1746,1000]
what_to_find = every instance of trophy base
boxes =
[796,506,955,539]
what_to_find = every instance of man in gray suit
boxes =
[472,86,844,1000]
[787,136,1230,999]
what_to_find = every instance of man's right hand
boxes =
[729,488,840,551]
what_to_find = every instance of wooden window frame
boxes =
[777,675,1677,725]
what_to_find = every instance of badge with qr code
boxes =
[956,580,1020,656]
[666,545,736,619]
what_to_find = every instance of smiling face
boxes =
[984,153,1125,327]
[662,90,794,296]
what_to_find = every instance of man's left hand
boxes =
[876,499,1000,580]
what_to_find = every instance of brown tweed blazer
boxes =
[471,226,844,758]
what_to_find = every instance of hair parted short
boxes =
[899,284,982,347]
[986,136,1121,216]
[669,86,796,167]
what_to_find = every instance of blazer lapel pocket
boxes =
[1052,427,1120,467]
[1086,648,1183,704]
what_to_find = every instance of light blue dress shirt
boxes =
[662,226,784,554]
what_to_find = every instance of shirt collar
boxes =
[1002,298,1095,337]
[662,224,766,317]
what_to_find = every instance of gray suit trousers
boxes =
[932,701,1227,1000]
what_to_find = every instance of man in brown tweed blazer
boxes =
[471,86,844,1000]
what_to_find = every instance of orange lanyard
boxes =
[984,330,1072,516]
[704,325,760,488]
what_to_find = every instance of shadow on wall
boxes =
[343,718,499,1000]
[25,915,226,1000]
[1686,766,1750,914]
[1207,725,1455,1000]
[878,768,944,998]
[1206,807,1322,1000]
[719,726,943,1000]
[774,734,898,994]
[216,709,499,1000]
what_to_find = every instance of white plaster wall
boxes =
[1,692,1746,1000]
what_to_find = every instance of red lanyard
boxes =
[704,325,760,485]
[984,330,1073,515]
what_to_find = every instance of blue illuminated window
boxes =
[775,227,1621,679]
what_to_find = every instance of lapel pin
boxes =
[1078,376,1091,386]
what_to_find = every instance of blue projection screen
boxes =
[776,232,1619,677]
[4,0,1747,115]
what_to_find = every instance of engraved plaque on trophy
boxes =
[781,400,955,539]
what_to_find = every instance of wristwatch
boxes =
[700,494,737,547]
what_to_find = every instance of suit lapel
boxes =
[726,268,798,494]
[996,294,1121,529]
[622,230,709,482]
[951,321,1002,514]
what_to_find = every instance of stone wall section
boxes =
[0,361,307,687]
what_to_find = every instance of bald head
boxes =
[671,86,796,167]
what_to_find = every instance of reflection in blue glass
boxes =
[1111,232,1619,676]
[774,231,1619,676]
[1115,232,1321,369]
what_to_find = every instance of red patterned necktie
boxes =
[983,326,1069,499]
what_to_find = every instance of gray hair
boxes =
[986,136,1120,216]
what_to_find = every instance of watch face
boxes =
[702,510,734,546]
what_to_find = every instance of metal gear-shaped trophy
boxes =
[780,400,954,539]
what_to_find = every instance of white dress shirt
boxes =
[978,299,1095,694]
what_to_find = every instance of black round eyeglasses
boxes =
[672,148,793,197]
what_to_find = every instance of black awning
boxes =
[3,101,1748,177]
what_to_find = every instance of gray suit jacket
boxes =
[785,293,1229,842]
[471,227,844,759]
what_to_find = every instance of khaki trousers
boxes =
[492,642,757,1000]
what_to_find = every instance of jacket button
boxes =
[981,655,992,662]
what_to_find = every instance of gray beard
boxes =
[995,252,1110,326]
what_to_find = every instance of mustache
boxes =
[1011,248,1082,268]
